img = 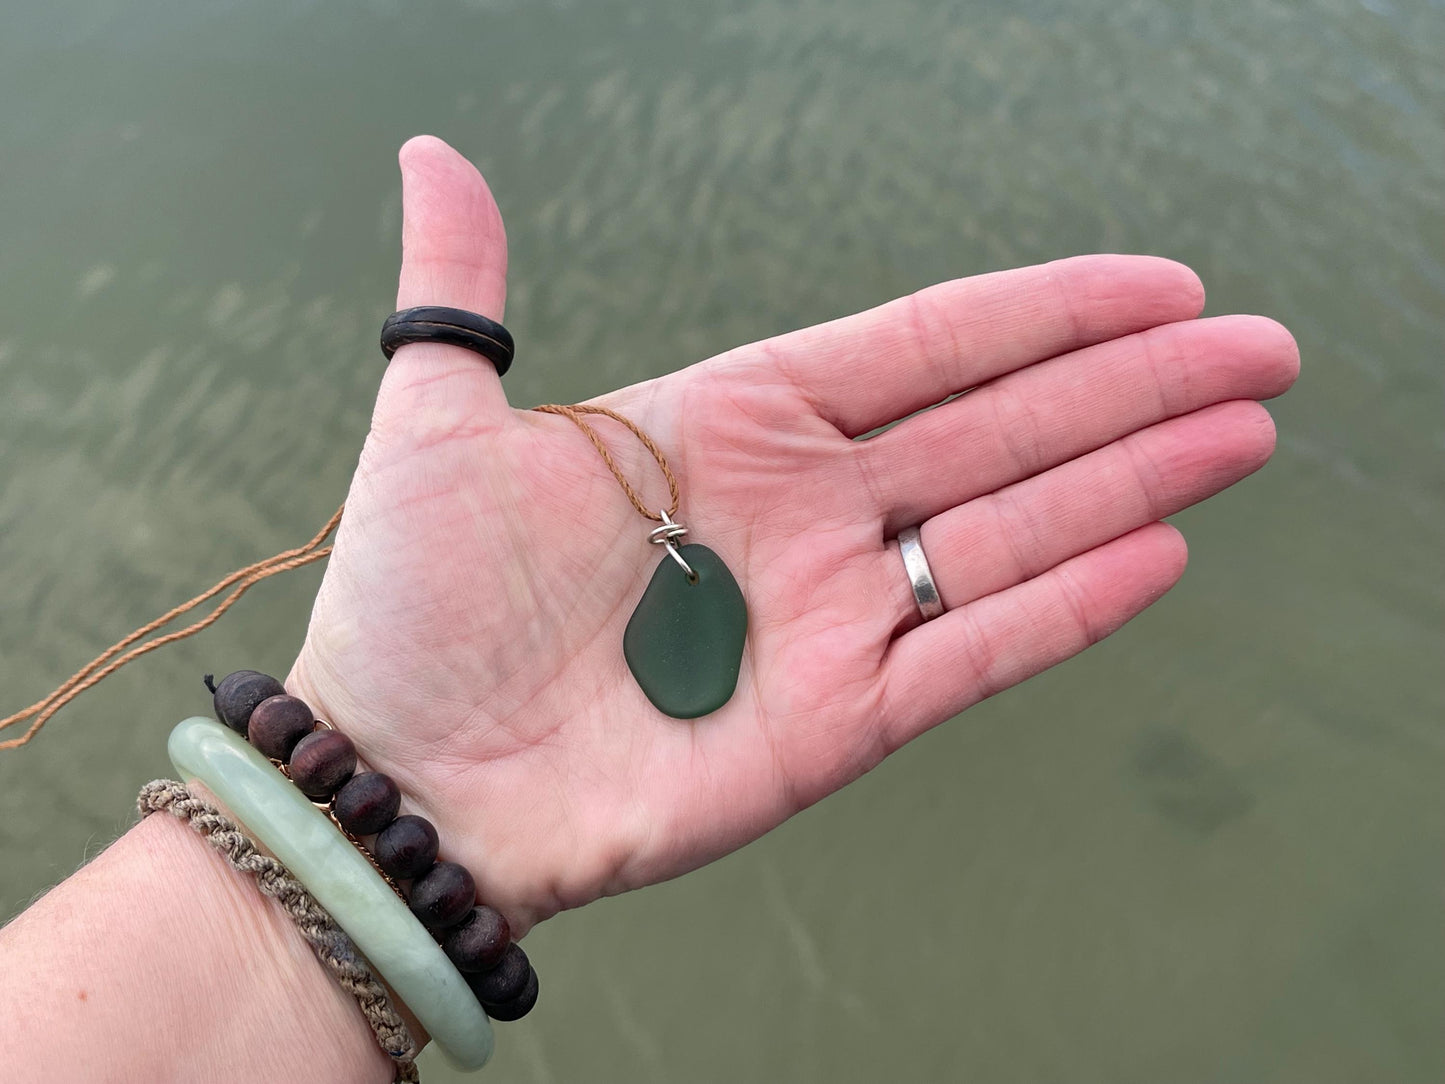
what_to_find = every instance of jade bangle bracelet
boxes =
[168,716,495,1070]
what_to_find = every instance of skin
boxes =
[0,804,402,1082]
[0,135,1297,1080]
[290,136,1298,936]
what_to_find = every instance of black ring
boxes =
[380,306,515,376]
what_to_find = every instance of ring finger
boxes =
[880,399,1277,632]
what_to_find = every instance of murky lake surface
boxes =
[1,1,1440,1079]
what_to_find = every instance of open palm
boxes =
[288,137,1297,935]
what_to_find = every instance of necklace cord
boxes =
[532,404,679,522]
[0,504,344,751]
[2,404,676,752]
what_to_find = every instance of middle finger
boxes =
[856,313,1298,534]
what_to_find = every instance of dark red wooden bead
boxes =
[334,772,401,836]
[246,694,315,761]
[483,967,538,1021]
[211,670,285,734]
[442,906,512,973]
[409,861,476,930]
[288,729,356,800]
[467,942,530,1004]
[374,815,438,880]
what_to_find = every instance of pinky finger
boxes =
[878,522,1188,751]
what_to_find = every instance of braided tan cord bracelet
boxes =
[137,779,421,1083]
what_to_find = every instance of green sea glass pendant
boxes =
[623,516,747,719]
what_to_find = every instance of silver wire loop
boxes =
[649,509,697,582]
[897,525,945,621]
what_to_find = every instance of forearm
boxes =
[0,798,395,1083]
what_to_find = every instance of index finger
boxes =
[753,254,1205,437]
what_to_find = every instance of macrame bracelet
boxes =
[137,779,422,1084]
[205,671,540,1022]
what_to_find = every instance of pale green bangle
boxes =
[167,716,495,1071]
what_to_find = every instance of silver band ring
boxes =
[897,525,945,621]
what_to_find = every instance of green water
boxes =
[1,1,1440,1080]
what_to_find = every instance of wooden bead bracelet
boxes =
[204,669,540,1022]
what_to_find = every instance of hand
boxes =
[288,136,1298,935]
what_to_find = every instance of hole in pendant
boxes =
[686,570,700,586]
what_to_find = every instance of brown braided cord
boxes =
[533,404,679,522]
[0,504,344,751]
[137,779,421,1083]
[0,403,676,752]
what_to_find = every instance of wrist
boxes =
[144,804,403,1082]
[207,660,537,1034]
[0,808,396,1083]
[283,652,549,938]
[181,779,432,1047]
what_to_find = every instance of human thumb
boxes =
[377,134,511,429]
